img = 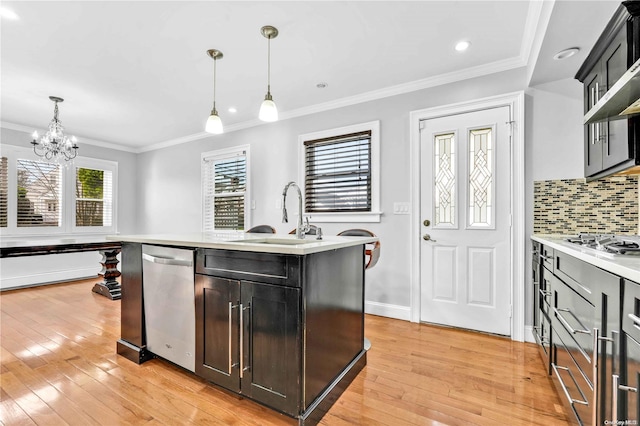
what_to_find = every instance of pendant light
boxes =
[259,25,279,122]
[205,49,224,134]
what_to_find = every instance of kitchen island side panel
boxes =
[303,245,365,409]
[117,242,150,363]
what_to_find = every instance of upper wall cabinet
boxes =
[576,1,640,180]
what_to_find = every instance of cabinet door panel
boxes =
[603,118,631,170]
[584,68,603,176]
[241,280,300,416]
[195,275,240,392]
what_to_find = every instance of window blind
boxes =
[304,131,372,213]
[0,157,7,227]
[203,153,246,231]
[16,159,61,227]
[76,167,113,227]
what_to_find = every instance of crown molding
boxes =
[1,121,139,153]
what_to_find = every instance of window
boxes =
[0,156,8,227]
[299,121,380,222]
[0,145,117,236]
[16,159,61,227]
[202,146,250,231]
[76,167,113,227]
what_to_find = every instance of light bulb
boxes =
[32,131,39,140]
[259,98,278,122]
[205,112,224,134]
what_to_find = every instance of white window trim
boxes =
[201,145,251,232]
[298,120,381,223]
[0,145,118,237]
[70,156,118,235]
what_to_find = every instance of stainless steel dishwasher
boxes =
[142,244,195,372]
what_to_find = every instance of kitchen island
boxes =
[109,232,377,425]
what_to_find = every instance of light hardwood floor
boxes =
[0,278,569,425]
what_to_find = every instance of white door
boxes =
[419,106,511,335]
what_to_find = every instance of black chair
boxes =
[337,229,380,269]
[246,225,276,234]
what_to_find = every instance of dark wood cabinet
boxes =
[577,2,640,180]
[118,241,367,424]
[195,274,301,415]
[531,239,623,425]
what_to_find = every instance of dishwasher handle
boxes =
[142,253,193,267]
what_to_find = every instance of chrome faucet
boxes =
[282,181,309,239]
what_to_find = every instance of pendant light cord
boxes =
[212,58,217,111]
[267,36,271,95]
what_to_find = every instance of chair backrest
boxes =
[289,224,318,236]
[337,228,380,270]
[246,225,276,234]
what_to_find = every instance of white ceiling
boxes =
[0,1,622,152]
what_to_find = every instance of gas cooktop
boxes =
[565,233,640,256]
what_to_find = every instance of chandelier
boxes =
[30,96,79,162]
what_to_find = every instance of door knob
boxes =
[423,219,431,227]
[423,234,436,242]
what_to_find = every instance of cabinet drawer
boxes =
[553,329,594,426]
[553,275,595,383]
[623,280,640,343]
[541,246,554,273]
[554,250,619,305]
[196,249,301,287]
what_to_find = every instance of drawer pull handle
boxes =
[554,307,591,335]
[539,288,552,298]
[629,313,640,328]
[551,363,589,406]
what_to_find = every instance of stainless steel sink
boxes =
[241,238,316,245]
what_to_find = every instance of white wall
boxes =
[0,127,138,289]
[136,67,528,318]
[523,77,585,329]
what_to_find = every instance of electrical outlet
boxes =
[393,202,410,215]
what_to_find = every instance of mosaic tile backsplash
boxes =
[534,176,639,235]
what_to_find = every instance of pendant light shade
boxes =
[259,25,279,122]
[259,94,278,122]
[206,111,223,134]
[205,49,224,134]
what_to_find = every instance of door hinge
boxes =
[509,305,513,318]
[419,120,426,130]
[505,120,515,139]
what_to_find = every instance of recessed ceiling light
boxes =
[228,107,237,113]
[553,47,580,60]
[0,7,19,20]
[316,82,328,89]
[455,40,471,52]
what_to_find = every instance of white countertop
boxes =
[531,234,640,283]
[107,232,378,255]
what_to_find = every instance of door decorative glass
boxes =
[433,132,456,228]
[468,127,494,228]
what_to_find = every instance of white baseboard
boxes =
[1,268,99,290]
[0,252,101,290]
[365,300,411,321]
[524,325,537,343]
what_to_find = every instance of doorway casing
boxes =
[409,91,526,342]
